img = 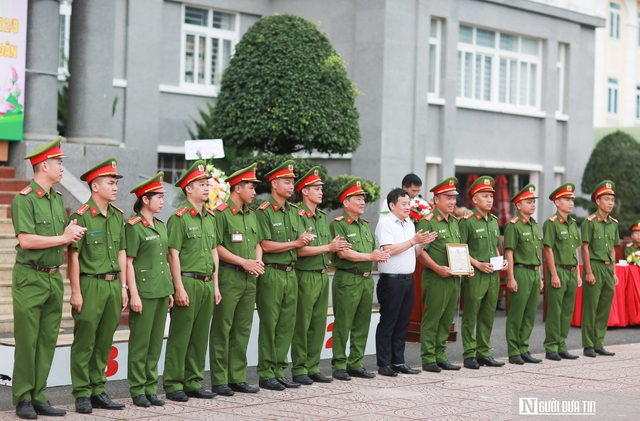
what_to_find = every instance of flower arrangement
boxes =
[0,66,21,117]
[627,250,640,266]
[205,164,230,211]
[408,196,433,223]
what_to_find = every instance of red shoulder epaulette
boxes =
[298,209,305,217]
[510,216,519,224]
[175,206,188,217]
[627,242,634,248]
[586,214,596,221]
[216,203,229,211]
[76,204,90,215]
[207,208,216,217]
[127,216,142,226]
[334,216,344,221]
[258,201,270,211]
[463,212,474,220]
[425,213,434,221]
[610,216,618,223]
[110,204,124,214]
[549,215,558,222]
[19,187,32,196]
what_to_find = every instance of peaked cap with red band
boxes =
[175,159,211,189]
[130,172,167,197]
[468,176,495,197]
[265,160,296,182]
[338,177,365,203]
[631,220,640,232]
[24,136,67,165]
[511,183,537,204]
[430,177,458,196]
[591,179,615,202]
[80,156,123,184]
[226,163,260,187]
[549,182,575,201]
[295,166,324,193]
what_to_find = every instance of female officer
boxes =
[125,173,175,407]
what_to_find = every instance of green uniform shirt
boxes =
[459,209,500,261]
[415,208,461,267]
[295,203,331,271]
[167,204,217,274]
[580,211,620,262]
[329,211,375,272]
[256,196,302,265]
[624,242,640,259]
[216,203,261,261]
[542,212,581,266]
[503,212,542,265]
[12,180,67,267]
[125,213,174,298]
[70,198,126,274]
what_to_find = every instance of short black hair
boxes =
[387,188,409,206]
[401,173,422,188]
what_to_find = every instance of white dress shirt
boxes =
[376,212,417,274]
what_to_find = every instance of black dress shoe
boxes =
[347,368,376,378]
[594,348,615,356]
[33,401,66,416]
[212,384,234,396]
[146,394,165,406]
[437,361,461,370]
[75,397,93,414]
[583,347,597,358]
[422,362,441,373]
[463,358,480,369]
[16,400,37,419]
[276,377,301,388]
[309,372,333,383]
[509,355,525,365]
[185,387,216,399]
[166,390,189,402]
[90,393,125,410]
[378,366,398,377]
[521,352,542,363]
[229,382,260,393]
[393,364,421,374]
[292,374,314,385]
[477,356,505,367]
[558,351,579,359]
[259,378,286,390]
[332,369,351,381]
[546,352,562,361]
[132,394,151,407]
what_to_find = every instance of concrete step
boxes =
[0,297,72,316]
[0,192,17,205]
[0,167,15,178]
[0,179,30,193]
[0,249,16,264]
[0,314,74,334]
[0,205,10,220]
[0,278,71,298]
[0,235,18,248]
[0,220,14,235]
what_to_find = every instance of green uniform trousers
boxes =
[11,264,63,405]
[505,267,540,356]
[127,296,169,397]
[544,267,578,353]
[581,261,614,348]
[462,271,499,359]
[291,270,329,376]
[163,276,213,393]
[420,271,460,364]
[209,267,256,386]
[331,270,374,371]
[70,276,122,398]
[256,266,298,380]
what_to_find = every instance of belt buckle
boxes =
[321,269,327,274]
[204,276,211,282]
[105,274,116,281]
[48,268,57,275]
[363,272,371,277]
[604,261,611,265]
[285,266,292,272]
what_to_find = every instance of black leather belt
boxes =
[556,264,577,271]
[81,273,119,281]
[341,268,371,277]
[221,263,250,273]
[380,273,413,280]
[181,272,212,281]
[21,263,60,275]
[299,268,327,274]
[265,264,294,272]
[592,260,612,265]
[516,264,539,271]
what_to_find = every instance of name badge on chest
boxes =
[231,232,244,243]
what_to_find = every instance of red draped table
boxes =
[571,264,640,327]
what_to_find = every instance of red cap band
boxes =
[178,167,208,189]
[432,184,457,196]
[594,186,614,200]
[267,168,295,182]
[470,183,494,196]
[552,189,574,201]
[134,180,164,197]
[227,170,258,187]
[84,165,119,184]
[339,185,364,202]
[296,173,322,193]
[29,146,64,165]
[513,191,535,204]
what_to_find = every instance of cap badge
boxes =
[288,164,294,171]
[313,169,318,175]
[483,179,490,185]
[567,185,572,191]
[606,182,611,188]
[449,180,454,186]
[529,187,534,192]
[111,161,117,168]
[356,180,361,187]
[198,164,205,172]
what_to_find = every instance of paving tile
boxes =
[387,403,476,419]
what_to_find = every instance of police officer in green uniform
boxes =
[291,167,351,385]
[417,177,464,373]
[624,220,640,260]
[125,173,174,407]
[163,160,220,401]
[329,178,390,381]
[12,138,86,419]
[210,164,263,396]
[543,183,581,361]
[256,160,315,390]
[504,184,542,365]
[581,180,620,358]
[69,157,128,413]
[459,176,506,369]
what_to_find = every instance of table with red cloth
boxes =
[571,264,640,327]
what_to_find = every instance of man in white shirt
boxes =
[375,188,436,376]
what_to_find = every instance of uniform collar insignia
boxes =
[35,188,44,198]
[90,207,98,217]
[141,218,149,227]
[190,207,197,217]
[231,206,238,214]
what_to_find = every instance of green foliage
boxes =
[322,174,381,211]
[207,14,361,155]
[581,130,640,236]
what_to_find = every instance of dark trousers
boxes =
[375,274,414,367]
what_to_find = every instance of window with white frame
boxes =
[636,86,640,119]
[181,6,238,89]
[457,25,541,109]
[557,43,566,114]
[607,78,618,115]
[158,153,188,184]
[638,12,640,46]
[428,18,441,96]
[610,2,621,40]
[58,0,72,78]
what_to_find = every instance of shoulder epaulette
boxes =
[318,209,326,215]
[510,216,519,224]
[491,213,498,219]
[19,187,32,196]
[76,204,90,215]
[110,204,124,214]
[288,201,298,209]
[216,203,229,211]
[452,215,460,222]
[463,212,474,220]
[610,216,618,223]
[425,213,434,221]
[298,209,305,217]
[586,214,596,221]
[258,201,270,211]
[55,190,63,196]
[127,216,142,226]
[206,208,216,217]
[334,216,344,221]
[248,206,256,212]
[627,242,634,248]
[154,216,164,224]
[175,206,188,217]
[549,215,558,222]
[362,218,369,223]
